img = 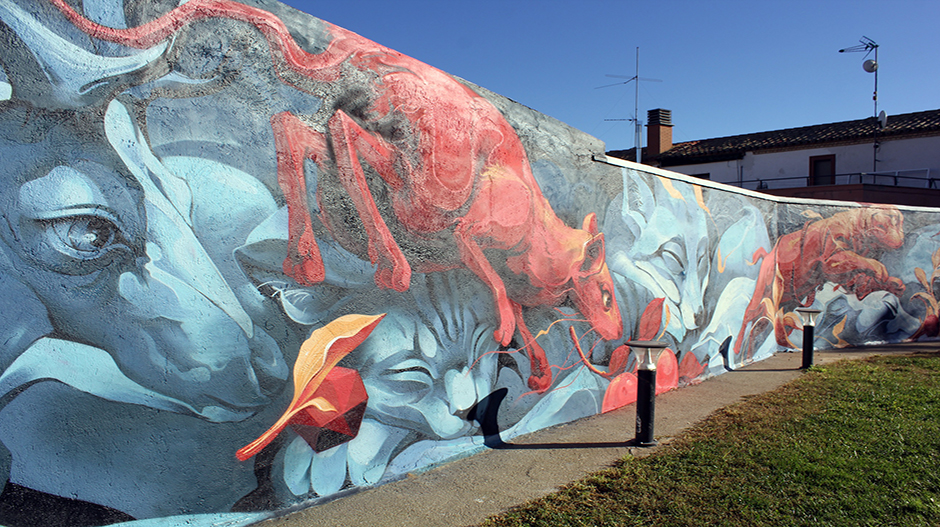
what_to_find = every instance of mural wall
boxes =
[0,0,937,525]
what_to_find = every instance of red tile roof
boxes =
[608,109,940,167]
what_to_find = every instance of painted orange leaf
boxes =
[601,371,638,412]
[655,349,678,395]
[931,268,940,289]
[236,313,385,461]
[658,304,672,341]
[638,298,665,341]
[831,315,850,348]
[930,249,940,286]
[677,351,706,385]
[693,185,712,220]
[912,292,939,313]
[657,177,685,202]
[759,297,776,321]
[771,266,784,306]
[778,310,802,348]
[608,345,631,377]
[915,267,930,292]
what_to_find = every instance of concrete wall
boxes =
[0,1,938,525]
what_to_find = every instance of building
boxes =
[608,108,940,206]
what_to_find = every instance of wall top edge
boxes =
[591,154,940,213]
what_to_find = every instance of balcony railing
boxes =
[735,168,935,191]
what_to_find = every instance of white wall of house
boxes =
[665,135,940,190]
[876,135,940,181]
[667,160,742,184]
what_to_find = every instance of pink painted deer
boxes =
[52,0,623,392]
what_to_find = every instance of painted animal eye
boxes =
[602,289,612,310]
[697,240,709,278]
[656,240,686,277]
[16,164,143,275]
[662,249,683,275]
[51,216,117,253]
[45,214,129,261]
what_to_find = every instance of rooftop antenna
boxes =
[597,47,661,163]
[839,36,880,171]
[839,36,879,117]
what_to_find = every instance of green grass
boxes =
[482,354,940,527]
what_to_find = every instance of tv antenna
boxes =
[839,36,879,118]
[839,36,880,171]
[597,47,661,163]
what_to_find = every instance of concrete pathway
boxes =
[262,342,937,527]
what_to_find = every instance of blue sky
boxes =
[278,0,940,152]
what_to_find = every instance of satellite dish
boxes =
[863,59,878,73]
[878,110,888,128]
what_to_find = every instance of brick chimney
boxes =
[647,109,673,157]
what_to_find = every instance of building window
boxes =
[690,173,711,180]
[809,155,835,186]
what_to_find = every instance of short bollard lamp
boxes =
[631,340,668,447]
[795,308,822,369]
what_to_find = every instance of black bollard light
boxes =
[795,307,822,369]
[631,340,668,447]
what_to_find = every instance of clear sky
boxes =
[278,0,940,152]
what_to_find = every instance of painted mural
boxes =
[0,0,937,525]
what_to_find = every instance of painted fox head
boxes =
[571,213,623,341]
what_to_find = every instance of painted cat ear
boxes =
[582,212,598,235]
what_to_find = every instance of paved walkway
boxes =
[263,342,937,527]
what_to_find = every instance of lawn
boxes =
[481,353,940,527]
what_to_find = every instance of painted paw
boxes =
[527,372,552,393]
[522,332,551,392]
[374,258,411,292]
[492,314,515,347]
